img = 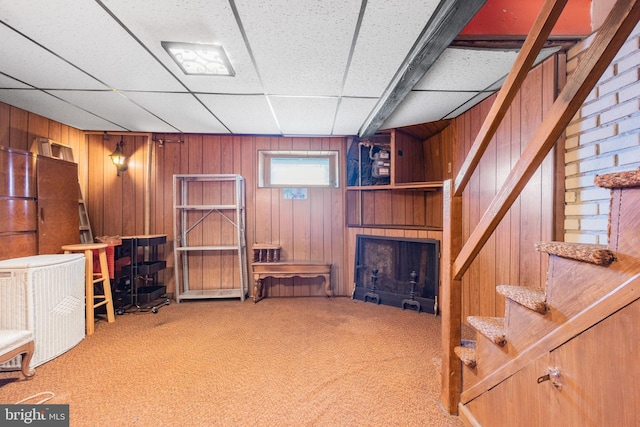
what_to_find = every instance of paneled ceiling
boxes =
[0,0,589,137]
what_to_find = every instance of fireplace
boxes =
[353,235,440,314]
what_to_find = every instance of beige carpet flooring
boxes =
[0,297,463,427]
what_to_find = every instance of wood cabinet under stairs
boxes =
[457,170,640,427]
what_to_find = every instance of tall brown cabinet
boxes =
[0,146,79,260]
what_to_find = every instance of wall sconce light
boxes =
[109,137,128,176]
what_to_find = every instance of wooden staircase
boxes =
[440,0,640,416]
[455,170,640,421]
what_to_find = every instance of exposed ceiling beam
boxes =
[358,0,487,138]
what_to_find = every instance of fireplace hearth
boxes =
[353,235,440,314]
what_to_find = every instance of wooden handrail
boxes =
[441,0,640,414]
[453,0,569,198]
[440,0,570,414]
[452,0,640,281]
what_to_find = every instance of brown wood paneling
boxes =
[85,133,347,298]
[87,134,105,236]
[390,190,406,225]
[0,103,10,145]
[424,191,441,227]
[394,130,425,184]
[456,58,557,321]
[27,114,50,149]
[422,127,452,182]
[48,121,62,144]
[494,89,513,317]
[1,55,556,305]
[373,190,392,224]
[478,98,497,317]
[9,106,29,150]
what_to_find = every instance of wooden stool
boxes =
[62,243,115,335]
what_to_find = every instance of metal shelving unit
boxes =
[173,174,248,302]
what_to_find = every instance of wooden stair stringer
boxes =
[463,252,639,389]
[461,272,640,405]
[470,256,634,373]
[470,328,517,382]
[545,254,639,317]
[609,187,640,258]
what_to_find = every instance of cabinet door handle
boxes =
[537,367,562,389]
[40,207,44,222]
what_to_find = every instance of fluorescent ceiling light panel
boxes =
[162,42,235,76]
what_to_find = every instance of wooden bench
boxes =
[252,262,331,303]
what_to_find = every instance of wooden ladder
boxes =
[31,138,94,244]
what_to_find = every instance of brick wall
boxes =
[564,22,640,244]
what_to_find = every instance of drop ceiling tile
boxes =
[100,0,263,94]
[234,0,361,96]
[414,48,519,91]
[342,0,441,97]
[48,90,178,132]
[0,89,126,131]
[333,98,378,135]
[1,0,183,91]
[382,91,479,129]
[0,25,106,90]
[269,96,338,135]
[0,75,30,89]
[198,94,281,135]
[123,92,229,134]
[444,91,496,119]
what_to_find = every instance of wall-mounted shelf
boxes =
[346,182,443,191]
[345,128,451,229]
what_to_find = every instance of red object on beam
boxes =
[460,0,592,37]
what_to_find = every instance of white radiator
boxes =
[0,254,85,370]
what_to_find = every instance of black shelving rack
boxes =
[117,234,170,314]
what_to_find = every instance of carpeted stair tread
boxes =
[454,340,476,368]
[496,285,548,314]
[535,241,616,266]
[467,316,506,346]
[594,170,640,189]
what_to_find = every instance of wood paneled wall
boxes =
[1,50,560,310]
[455,56,559,320]
[0,102,85,170]
[87,134,347,298]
